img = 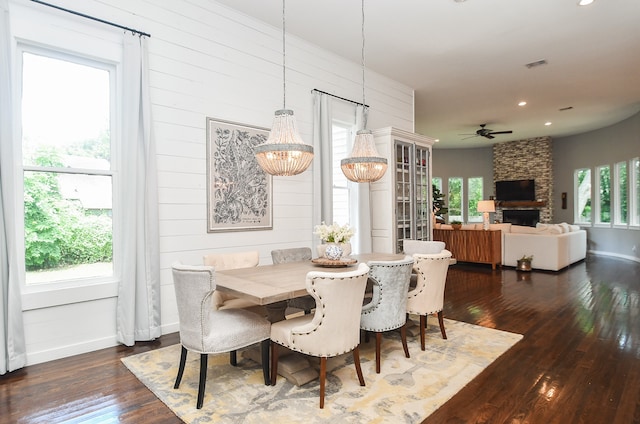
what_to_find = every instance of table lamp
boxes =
[477,200,495,230]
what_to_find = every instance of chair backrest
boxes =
[361,256,414,331]
[171,263,215,351]
[202,251,259,310]
[289,263,370,357]
[203,250,259,271]
[406,250,452,315]
[271,247,312,264]
[403,239,446,256]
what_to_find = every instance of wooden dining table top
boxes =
[215,252,406,306]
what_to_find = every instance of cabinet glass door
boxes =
[415,146,430,241]
[395,142,412,253]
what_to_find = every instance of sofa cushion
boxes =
[511,225,541,234]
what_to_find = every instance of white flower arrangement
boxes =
[314,222,354,243]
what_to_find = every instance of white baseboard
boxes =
[25,322,180,366]
[589,250,640,263]
[26,335,119,366]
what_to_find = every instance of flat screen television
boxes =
[495,179,535,201]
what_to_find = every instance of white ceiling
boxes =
[214,0,640,148]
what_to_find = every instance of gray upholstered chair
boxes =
[406,250,452,350]
[270,263,370,409]
[203,251,262,312]
[171,263,271,409]
[360,256,415,373]
[270,247,315,314]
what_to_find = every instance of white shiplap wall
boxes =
[11,0,414,365]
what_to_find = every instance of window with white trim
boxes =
[614,161,628,225]
[596,165,611,225]
[467,177,483,223]
[448,177,463,223]
[631,158,640,227]
[20,49,116,287]
[575,168,592,224]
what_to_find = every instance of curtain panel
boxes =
[116,34,161,346]
[0,0,26,374]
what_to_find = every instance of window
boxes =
[432,177,442,192]
[575,168,591,224]
[448,177,463,222]
[20,50,115,286]
[596,165,611,224]
[467,177,483,223]
[632,158,640,227]
[332,122,352,226]
[614,161,628,225]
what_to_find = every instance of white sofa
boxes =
[494,222,587,271]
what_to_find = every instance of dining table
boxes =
[214,252,406,385]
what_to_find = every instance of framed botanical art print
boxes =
[206,118,272,232]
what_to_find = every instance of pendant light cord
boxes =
[282,0,287,110]
[361,0,366,107]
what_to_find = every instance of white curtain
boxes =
[355,105,373,253]
[312,91,333,245]
[116,34,161,346]
[0,0,26,374]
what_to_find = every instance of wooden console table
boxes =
[433,228,502,269]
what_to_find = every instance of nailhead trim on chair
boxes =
[406,256,449,316]
[282,275,363,357]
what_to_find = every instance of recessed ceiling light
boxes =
[545,122,552,126]
[435,139,440,142]
[578,0,594,6]
[518,101,527,107]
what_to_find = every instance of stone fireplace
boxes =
[493,137,553,224]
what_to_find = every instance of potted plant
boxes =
[517,255,533,272]
[432,184,448,223]
[450,220,462,230]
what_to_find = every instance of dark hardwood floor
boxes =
[1,254,638,423]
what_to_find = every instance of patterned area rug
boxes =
[121,319,522,423]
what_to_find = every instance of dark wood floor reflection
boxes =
[1,255,638,423]
[428,255,640,424]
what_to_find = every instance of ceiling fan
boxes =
[461,124,513,140]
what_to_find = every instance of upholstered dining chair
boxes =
[270,263,370,409]
[203,250,262,312]
[270,247,315,315]
[171,263,271,409]
[360,256,415,373]
[406,250,453,351]
[402,239,446,255]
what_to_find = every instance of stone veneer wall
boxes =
[492,137,553,223]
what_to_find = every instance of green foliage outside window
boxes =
[23,146,112,271]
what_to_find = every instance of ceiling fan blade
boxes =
[485,134,495,139]
[489,130,513,135]
[462,135,479,140]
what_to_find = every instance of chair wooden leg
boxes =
[375,332,382,374]
[319,357,326,409]
[270,343,279,386]
[174,345,188,389]
[260,339,270,385]
[437,311,447,339]
[400,324,410,358]
[197,354,208,409]
[229,350,237,366]
[353,346,365,387]
[420,315,427,351]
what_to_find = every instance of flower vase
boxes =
[317,242,351,259]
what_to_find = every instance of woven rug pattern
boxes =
[121,319,522,423]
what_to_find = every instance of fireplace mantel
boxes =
[496,200,546,208]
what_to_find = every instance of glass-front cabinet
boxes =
[370,127,435,254]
